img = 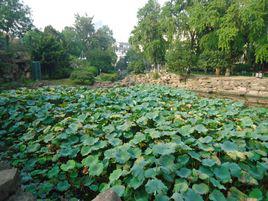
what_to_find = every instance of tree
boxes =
[23,26,71,78]
[125,48,150,74]
[74,14,95,52]
[86,26,117,71]
[130,0,166,71]
[166,40,194,76]
[0,0,32,43]
[62,26,83,57]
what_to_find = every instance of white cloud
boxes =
[23,0,167,42]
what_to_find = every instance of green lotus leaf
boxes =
[227,187,247,201]
[188,151,201,161]
[60,160,76,172]
[27,143,40,153]
[82,155,98,167]
[209,189,226,201]
[177,154,190,166]
[155,194,169,201]
[112,185,125,197]
[145,178,168,194]
[209,178,226,190]
[171,193,184,201]
[131,132,146,144]
[56,181,70,192]
[222,162,241,177]
[115,149,131,164]
[178,125,194,136]
[89,162,104,176]
[248,188,263,200]
[173,179,188,193]
[129,176,144,189]
[199,136,213,144]
[47,165,59,178]
[202,159,216,167]
[144,168,157,178]
[192,183,209,195]
[82,136,98,146]
[81,146,92,156]
[108,138,122,146]
[109,169,123,183]
[220,141,238,152]
[184,189,204,201]
[195,124,208,133]
[152,143,177,155]
[39,182,54,194]
[240,117,253,127]
[176,168,191,178]
[214,166,231,183]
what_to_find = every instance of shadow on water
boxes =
[197,92,268,108]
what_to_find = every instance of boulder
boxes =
[0,168,20,201]
[92,189,121,201]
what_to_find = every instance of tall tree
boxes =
[130,0,166,71]
[0,0,32,43]
[62,26,83,57]
[74,14,95,52]
[23,26,70,78]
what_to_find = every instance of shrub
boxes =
[53,66,73,79]
[70,68,95,85]
[84,66,98,76]
[96,73,118,82]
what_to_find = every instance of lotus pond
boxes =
[0,85,267,201]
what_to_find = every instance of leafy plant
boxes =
[0,85,268,200]
[70,68,95,85]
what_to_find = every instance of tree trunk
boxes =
[215,67,221,76]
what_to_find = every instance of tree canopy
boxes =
[129,0,268,75]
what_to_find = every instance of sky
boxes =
[23,0,167,42]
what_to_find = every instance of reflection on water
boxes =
[197,92,268,108]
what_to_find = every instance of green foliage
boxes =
[70,68,95,85]
[0,0,33,38]
[126,48,149,74]
[115,57,127,70]
[96,73,118,82]
[166,41,194,75]
[23,27,71,79]
[130,0,166,68]
[0,85,268,200]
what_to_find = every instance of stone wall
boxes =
[121,72,268,104]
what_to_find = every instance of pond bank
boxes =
[121,73,268,107]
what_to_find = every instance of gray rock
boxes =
[0,161,11,171]
[0,168,19,201]
[7,189,35,201]
[92,189,121,201]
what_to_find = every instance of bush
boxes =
[84,66,98,76]
[70,68,95,85]
[53,66,73,79]
[96,73,118,82]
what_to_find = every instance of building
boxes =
[115,42,130,62]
